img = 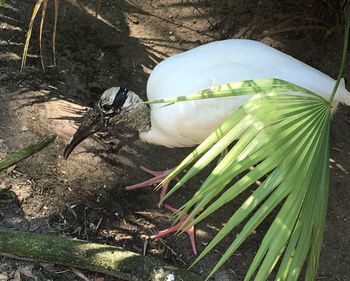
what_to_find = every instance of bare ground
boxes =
[0,0,349,280]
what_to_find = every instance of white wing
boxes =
[140,39,349,147]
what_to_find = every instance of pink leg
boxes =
[125,166,198,255]
[125,166,172,200]
[151,204,197,256]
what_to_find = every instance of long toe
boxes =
[125,166,173,200]
[151,203,198,256]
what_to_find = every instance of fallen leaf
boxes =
[40,263,60,273]
[0,272,8,281]
[29,221,42,232]
[6,165,16,174]
[12,270,20,281]
[18,265,35,278]
[70,268,90,281]
[94,277,104,281]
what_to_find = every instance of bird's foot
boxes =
[125,166,198,256]
[151,203,197,256]
[125,166,172,199]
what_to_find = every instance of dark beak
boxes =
[64,109,106,159]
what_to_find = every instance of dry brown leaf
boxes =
[39,0,48,71]
[21,0,45,72]
[12,270,20,281]
[0,272,8,281]
[6,165,16,174]
[40,263,60,273]
[18,265,35,278]
[94,277,104,281]
[70,268,90,281]
[53,0,59,66]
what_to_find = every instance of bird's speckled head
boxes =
[63,87,150,159]
[98,87,139,115]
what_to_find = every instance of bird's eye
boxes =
[102,104,112,112]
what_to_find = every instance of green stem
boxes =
[329,4,350,103]
[0,135,56,172]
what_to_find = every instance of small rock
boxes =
[129,17,139,24]
[169,35,176,42]
[0,272,8,281]
[166,274,175,281]
[200,240,208,246]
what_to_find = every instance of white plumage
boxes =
[140,39,350,148]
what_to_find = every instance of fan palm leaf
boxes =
[147,78,330,280]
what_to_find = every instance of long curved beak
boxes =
[64,109,105,159]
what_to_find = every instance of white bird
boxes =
[64,39,350,255]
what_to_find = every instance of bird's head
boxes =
[63,87,150,159]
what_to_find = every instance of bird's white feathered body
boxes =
[140,39,350,147]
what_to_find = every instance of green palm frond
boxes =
[149,78,330,280]
[146,6,349,279]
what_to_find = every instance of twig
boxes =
[157,238,187,266]
[84,207,89,240]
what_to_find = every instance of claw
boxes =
[125,166,198,255]
[151,204,197,256]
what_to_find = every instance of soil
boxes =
[0,0,349,280]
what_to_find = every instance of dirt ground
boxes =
[0,0,349,280]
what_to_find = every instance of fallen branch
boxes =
[0,135,56,172]
[0,226,203,281]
